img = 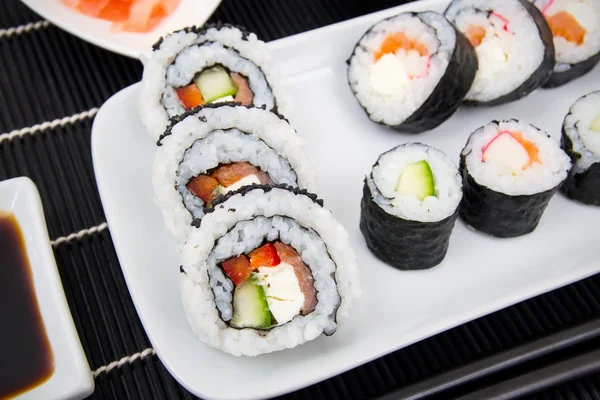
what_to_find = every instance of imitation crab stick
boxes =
[482,131,542,170]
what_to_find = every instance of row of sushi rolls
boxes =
[136,0,600,357]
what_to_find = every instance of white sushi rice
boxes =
[207,216,340,331]
[447,0,547,102]
[180,187,361,357]
[152,106,318,243]
[563,91,600,171]
[463,120,571,195]
[531,0,600,70]
[368,143,462,223]
[139,25,292,141]
[347,12,454,126]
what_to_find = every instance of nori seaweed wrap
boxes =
[560,91,600,205]
[360,143,463,270]
[347,11,477,133]
[459,120,571,238]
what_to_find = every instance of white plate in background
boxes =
[0,177,94,400]
[92,0,600,399]
[19,0,222,59]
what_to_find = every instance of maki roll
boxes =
[460,120,571,237]
[139,23,291,140]
[360,143,463,270]
[561,91,600,204]
[445,0,555,106]
[347,11,477,133]
[179,185,360,356]
[529,0,600,87]
[152,105,317,242]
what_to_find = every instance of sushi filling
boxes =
[162,41,276,117]
[447,0,546,102]
[533,0,600,69]
[463,120,571,195]
[348,12,454,126]
[186,162,274,204]
[367,143,462,222]
[174,65,254,109]
[220,241,317,329]
[207,216,340,333]
[177,129,298,218]
[563,91,600,170]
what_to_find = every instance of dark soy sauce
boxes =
[0,211,54,399]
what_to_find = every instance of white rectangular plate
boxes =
[0,177,94,400]
[92,1,600,399]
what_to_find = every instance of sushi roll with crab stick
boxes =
[179,185,360,356]
[445,0,555,106]
[360,143,463,270]
[139,23,291,140]
[529,0,600,87]
[152,104,317,243]
[561,91,600,205]
[347,11,477,133]
[460,120,571,237]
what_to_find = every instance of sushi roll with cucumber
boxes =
[561,91,600,204]
[180,185,360,356]
[460,120,571,237]
[360,143,463,270]
[347,11,477,133]
[139,23,291,140]
[445,0,555,106]
[529,0,600,87]
[153,105,317,243]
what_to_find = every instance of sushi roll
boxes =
[445,0,555,106]
[139,23,291,140]
[460,120,571,237]
[529,0,600,87]
[360,143,463,270]
[561,91,600,204]
[152,104,317,242]
[179,185,360,356]
[347,11,478,133]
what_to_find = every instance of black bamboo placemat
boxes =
[1,0,600,398]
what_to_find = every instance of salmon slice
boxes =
[186,175,219,203]
[273,242,317,315]
[547,11,587,45]
[466,25,487,47]
[374,32,428,61]
[212,162,273,188]
[230,73,254,106]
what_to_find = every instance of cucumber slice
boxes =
[194,66,238,103]
[230,277,271,329]
[591,115,600,133]
[396,160,435,201]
